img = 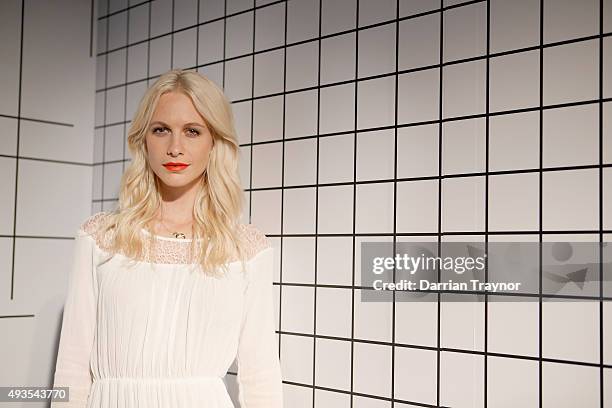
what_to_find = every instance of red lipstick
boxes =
[163,162,190,171]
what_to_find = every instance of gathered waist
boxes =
[93,375,223,383]
[87,375,235,407]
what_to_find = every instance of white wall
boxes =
[0,0,96,406]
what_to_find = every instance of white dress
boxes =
[51,212,283,408]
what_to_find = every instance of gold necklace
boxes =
[159,218,191,239]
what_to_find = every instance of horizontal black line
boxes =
[97,0,480,23]
[231,88,612,113]
[92,158,125,166]
[96,0,151,21]
[224,370,452,408]
[241,164,612,190]
[281,378,453,408]
[0,234,75,240]
[273,282,612,301]
[0,154,92,167]
[87,162,612,191]
[0,113,74,127]
[93,96,612,136]
[276,330,612,370]
[263,230,612,237]
[98,0,284,24]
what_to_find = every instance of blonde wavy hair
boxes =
[94,69,250,276]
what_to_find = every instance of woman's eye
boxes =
[151,127,199,136]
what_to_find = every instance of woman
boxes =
[51,69,283,407]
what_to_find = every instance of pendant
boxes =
[172,232,187,239]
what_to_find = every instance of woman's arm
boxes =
[236,246,283,407]
[51,229,97,407]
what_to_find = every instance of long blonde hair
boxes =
[95,69,249,276]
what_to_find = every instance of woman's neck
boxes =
[153,179,199,237]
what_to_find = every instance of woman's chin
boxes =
[157,174,201,190]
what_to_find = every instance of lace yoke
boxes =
[79,212,271,265]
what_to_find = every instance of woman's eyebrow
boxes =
[150,120,206,128]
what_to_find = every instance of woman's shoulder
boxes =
[79,211,111,235]
[235,223,272,260]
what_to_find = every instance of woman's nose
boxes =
[167,132,184,154]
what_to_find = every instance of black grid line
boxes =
[599,0,605,406]
[391,0,399,406]
[351,2,359,406]
[98,0,152,20]
[89,0,95,57]
[268,328,610,368]
[93,96,612,143]
[122,4,130,173]
[0,155,89,166]
[278,0,286,396]
[10,0,25,301]
[221,0,237,383]
[99,0,109,211]
[248,0,255,225]
[92,162,612,192]
[0,113,74,127]
[221,0,226,88]
[484,0,490,406]
[538,0,544,406]
[146,0,151,84]
[170,0,175,69]
[0,234,81,241]
[195,0,200,77]
[311,0,318,404]
[436,3,443,407]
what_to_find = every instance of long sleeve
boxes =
[236,246,283,407]
[51,229,97,407]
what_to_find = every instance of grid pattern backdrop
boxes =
[91,0,612,407]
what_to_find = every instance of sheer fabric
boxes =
[51,212,283,407]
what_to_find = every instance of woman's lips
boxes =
[163,163,189,171]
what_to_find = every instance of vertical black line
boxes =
[146,1,151,82]
[101,0,110,211]
[436,0,443,406]
[302,0,318,402]
[170,0,175,68]
[391,0,399,406]
[484,0,490,407]
[122,7,130,173]
[310,0,323,402]
[90,0,95,57]
[599,0,604,406]
[280,0,287,391]
[10,0,25,300]
[351,1,360,407]
[249,0,255,222]
[221,0,226,88]
[538,0,544,406]
[196,0,200,73]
